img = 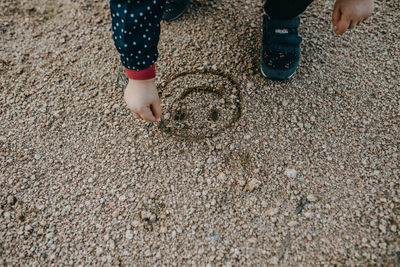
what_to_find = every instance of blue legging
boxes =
[264,0,314,19]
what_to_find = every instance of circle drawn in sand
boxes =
[159,69,241,140]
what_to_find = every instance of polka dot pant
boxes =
[110,0,164,70]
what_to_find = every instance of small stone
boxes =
[379,224,386,234]
[268,208,279,216]
[306,234,312,241]
[217,172,226,182]
[125,230,133,240]
[246,179,261,192]
[4,212,11,219]
[112,210,119,218]
[307,194,317,202]
[269,256,279,265]
[36,204,45,211]
[288,221,298,227]
[284,168,297,178]
[141,211,152,220]
[304,211,313,218]
[34,154,41,160]
[7,195,16,205]
[119,195,126,202]
[390,225,397,232]
[41,252,48,259]
[237,179,246,186]
[96,247,103,256]
[131,220,140,227]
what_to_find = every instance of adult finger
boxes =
[349,20,357,29]
[334,15,351,35]
[139,106,157,122]
[332,5,341,28]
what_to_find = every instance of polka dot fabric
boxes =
[110,0,164,72]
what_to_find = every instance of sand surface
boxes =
[1,0,399,265]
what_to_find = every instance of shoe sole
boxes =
[260,63,295,80]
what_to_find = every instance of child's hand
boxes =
[124,79,162,122]
[332,0,374,35]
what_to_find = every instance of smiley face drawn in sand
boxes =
[158,69,241,140]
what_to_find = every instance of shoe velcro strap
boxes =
[264,42,301,53]
[268,34,302,46]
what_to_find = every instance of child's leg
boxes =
[263,0,314,19]
[260,0,314,80]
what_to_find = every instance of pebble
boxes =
[269,256,279,265]
[7,195,16,205]
[307,194,317,202]
[36,204,45,211]
[246,179,261,192]
[304,211,313,218]
[237,179,246,186]
[284,168,297,178]
[288,221,298,227]
[34,154,41,160]
[4,211,10,219]
[217,172,226,182]
[125,230,133,240]
[96,247,103,256]
[131,220,140,227]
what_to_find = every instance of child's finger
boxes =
[133,112,141,119]
[139,107,157,122]
[150,100,162,121]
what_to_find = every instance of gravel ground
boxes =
[1,0,399,265]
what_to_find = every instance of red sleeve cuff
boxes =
[124,64,156,80]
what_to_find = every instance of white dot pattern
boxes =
[110,0,164,71]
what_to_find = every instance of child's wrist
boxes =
[128,78,154,84]
[124,64,156,80]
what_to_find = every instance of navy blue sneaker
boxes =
[162,0,190,21]
[260,14,302,80]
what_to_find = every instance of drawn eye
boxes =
[159,69,241,140]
